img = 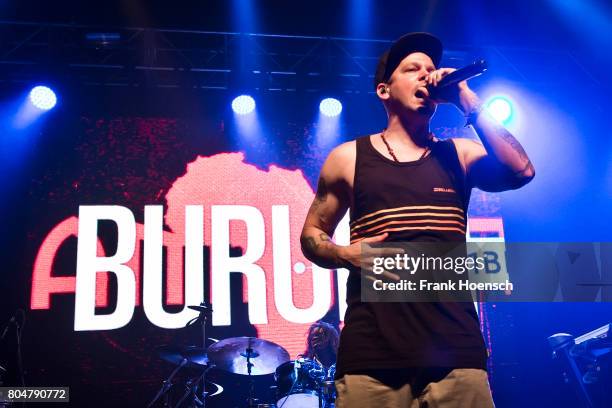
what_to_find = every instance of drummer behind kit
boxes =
[149,304,338,408]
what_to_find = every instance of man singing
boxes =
[300,32,534,407]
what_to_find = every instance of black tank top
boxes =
[335,135,488,377]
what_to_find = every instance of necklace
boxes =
[380,129,432,163]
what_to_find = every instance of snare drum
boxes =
[274,358,324,407]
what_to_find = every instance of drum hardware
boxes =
[207,337,290,376]
[244,341,258,407]
[150,314,338,407]
[274,358,336,408]
[174,367,214,408]
[149,302,216,408]
[149,345,216,408]
[157,345,210,369]
[187,302,214,406]
[207,336,290,407]
[148,357,189,408]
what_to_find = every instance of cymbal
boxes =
[188,305,212,313]
[157,345,209,368]
[207,337,289,376]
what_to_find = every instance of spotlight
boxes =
[486,96,513,124]
[319,98,342,117]
[29,86,57,111]
[232,95,256,115]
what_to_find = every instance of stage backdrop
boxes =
[8,109,504,406]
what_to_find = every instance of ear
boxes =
[376,83,390,100]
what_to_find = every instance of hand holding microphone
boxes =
[427,60,488,108]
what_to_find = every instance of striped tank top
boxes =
[335,134,488,377]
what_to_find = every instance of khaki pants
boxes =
[335,368,495,408]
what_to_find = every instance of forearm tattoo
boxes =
[309,177,328,214]
[302,232,332,255]
[315,177,328,202]
[319,232,331,243]
[486,121,534,178]
[302,178,335,256]
[513,160,535,177]
[303,236,319,253]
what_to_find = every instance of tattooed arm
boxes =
[451,90,536,192]
[429,69,535,192]
[300,143,353,269]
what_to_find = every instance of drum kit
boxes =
[148,303,337,408]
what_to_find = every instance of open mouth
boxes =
[415,88,429,100]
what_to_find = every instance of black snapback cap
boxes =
[374,32,443,89]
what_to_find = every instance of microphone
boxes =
[429,59,488,98]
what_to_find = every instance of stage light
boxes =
[232,95,256,115]
[486,96,513,124]
[29,86,57,111]
[319,98,342,117]
[316,98,342,146]
[85,32,121,46]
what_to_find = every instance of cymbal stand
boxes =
[242,340,259,408]
[148,358,188,408]
[191,302,213,406]
[174,364,214,408]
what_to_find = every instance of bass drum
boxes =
[274,358,324,407]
